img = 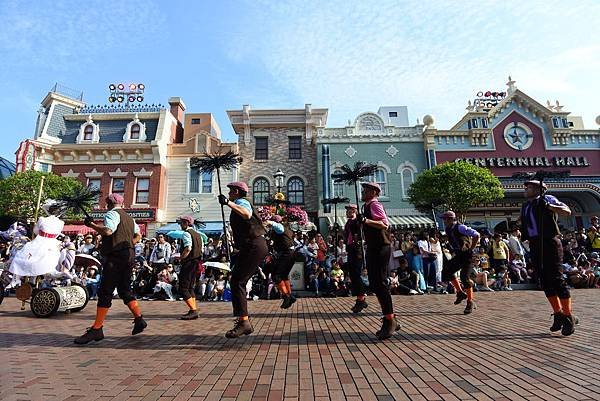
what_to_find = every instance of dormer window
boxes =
[123,114,147,142]
[76,115,100,144]
[130,124,141,139]
[83,125,93,140]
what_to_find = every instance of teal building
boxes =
[316,107,435,233]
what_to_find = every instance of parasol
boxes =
[74,254,102,268]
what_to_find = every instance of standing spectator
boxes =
[490,233,510,287]
[429,231,445,292]
[149,234,172,271]
[418,232,438,292]
[388,233,401,274]
[507,228,526,262]
[587,217,600,252]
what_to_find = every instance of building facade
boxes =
[227,104,328,217]
[26,87,185,235]
[163,112,237,234]
[317,107,435,232]
[426,77,600,230]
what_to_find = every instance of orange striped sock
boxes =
[184,297,197,311]
[240,315,249,321]
[559,297,572,316]
[357,294,366,301]
[547,296,561,313]
[384,313,395,320]
[277,282,289,295]
[284,280,292,294]
[465,287,474,301]
[92,307,109,329]
[126,300,142,318]
[450,278,463,293]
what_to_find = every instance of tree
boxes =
[0,170,86,221]
[407,161,504,221]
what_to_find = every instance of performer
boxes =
[343,204,368,314]
[360,182,399,340]
[218,181,268,338]
[265,214,296,309]
[441,211,480,314]
[177,215,203,320]
[74,194,146,344]
[520,180,577,335]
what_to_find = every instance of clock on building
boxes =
[25,145,35,170]
[503,122,533,150]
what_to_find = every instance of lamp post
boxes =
[273,168,285,194]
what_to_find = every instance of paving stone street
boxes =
[1,290,599,401]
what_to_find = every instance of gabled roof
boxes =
[0,157,16,179]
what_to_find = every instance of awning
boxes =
[156,221,224,235]
[62,225,96,235]
[325,215,435,229]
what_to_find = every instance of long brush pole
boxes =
[215,168,231,263]
[354,182,366,269]
[32,176,45,238]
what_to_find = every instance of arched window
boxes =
[287,177,304,204]
[332,169,344,197]
[252,177,270,205]
[401,168,414,198]
[130,123,141,139]
[364,168,387,197]
[201,171,212,193]
[83,125,94,140]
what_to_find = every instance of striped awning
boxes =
[326,215,435,229]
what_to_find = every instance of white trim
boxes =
[84,168,104,178]
[133,167,153,177]
[400,168,415,198]
[61,169,79,178]
[108,168,128,178]
[76,115,100,144]
[134,177,151,205]
[376,161,392,174]
[396,161,418,173]
[123,114,147,143]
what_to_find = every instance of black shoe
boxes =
[376,317,400,340]
[550,312,564,332]
[464,301,476,314]
[225,319,253,338]
[351,299,368,314]
[454,291,468,305]
[132,316,147,335]
[180,310,199,320]
[561,314,579,336]
[280,295,297,309]
[74,326,104,344]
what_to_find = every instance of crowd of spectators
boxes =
[1,215,599,302]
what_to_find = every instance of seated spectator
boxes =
[84,266,101,300]
[360,268,370,294]
[77,234,96,255]
[150,266,175,301]
[472,254,494,292]
[214,274,227,301]
[509,259,530,284]
[330,262,345,292]
[396,258,420,293]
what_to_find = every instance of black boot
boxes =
[180,310,199,320]
[463,301,476,314]
[454,291,468,305]
[74,326,104,344]
[225,319,254,338]
[351,299,368,314]
[132,316,147,335]
[280,295,297,309]
[561,314,579,336]
[376,317,400,340]
[550,312,564,332]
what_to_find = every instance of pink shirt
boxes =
[365,198,389,226]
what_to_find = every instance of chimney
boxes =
[168,97,186,122]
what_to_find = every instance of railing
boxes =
[51,83,84,101]
[78,104,165,114]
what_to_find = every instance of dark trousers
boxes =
[441,250,473,288]
[273,249,295,283]
[365,244,393,315]
[231,237,268,317]
[97,248,136,308]
[344,247,365,296]
[179,259,198,300]
[529,236,570,299]
[422,257,437,287]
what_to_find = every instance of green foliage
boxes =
[0,170,86,220]
[407,161,504,221]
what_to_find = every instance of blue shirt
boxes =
[524,195,566,238]
[271,221,284,234]
[104,208,140,234]
[234,198,252,213]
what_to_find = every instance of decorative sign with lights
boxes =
[474,90,506,111]
[108,83,145,104]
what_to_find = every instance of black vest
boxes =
[520,197,561,240]
[181,228,203,262]
[271,224,294,252]
[229,199,266,248]
[447,223,472,252]
[100,209,135,256]
[362,201,391,247]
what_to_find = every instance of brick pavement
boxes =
[1,290,599,401]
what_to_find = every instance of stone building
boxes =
[227,104,328,218]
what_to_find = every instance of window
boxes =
[568,121,574,127]
[552,117,560,128]
[84,125,93,140]
[255,137,268,160]
[471,118,478,128]
[252,178,270,205]
[88,179,101,207]
[561,118,568,128]
[401,168,414,198]
[135,178,150,204]
[38,163,50,173]
[130,124,141,139]
[191,118,201,125]
[365,169,387,197]
[481,118,488,128]
[287,177,304,204]
[111,178,125,198]
[388,111,398,117]
[332,169,344,197]
[289,136,302,159]
[201,171,212,193]
[189,167,200,193]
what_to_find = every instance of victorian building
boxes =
[25,86,185,235]
[317,107,435,232]
[162,112,237,234]
[227,104,328,218]
[426,77,600,230]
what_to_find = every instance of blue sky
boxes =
[1,0,599,161]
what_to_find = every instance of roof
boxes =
[0,157,15,179]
